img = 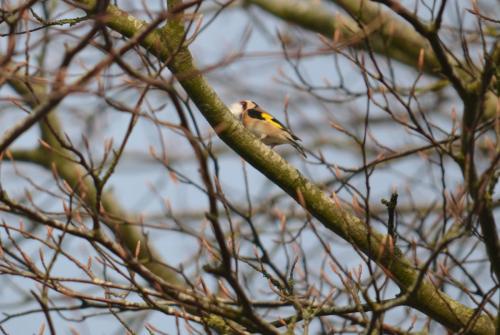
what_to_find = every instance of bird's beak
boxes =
[229,102,243,118]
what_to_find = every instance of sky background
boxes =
[0,0,498,333]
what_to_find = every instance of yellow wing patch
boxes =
[257,111,286,130]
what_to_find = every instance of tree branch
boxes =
[66,1,496,333]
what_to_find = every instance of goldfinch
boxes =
[229,100,306,157]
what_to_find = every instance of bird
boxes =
[229,100,306,158]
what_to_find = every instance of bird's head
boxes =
[240,100,258,110]
[229,100,258,118]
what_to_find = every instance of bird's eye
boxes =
[241,101,247,109]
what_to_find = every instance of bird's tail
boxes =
[284,132,307,158]
[290,139,307,158]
